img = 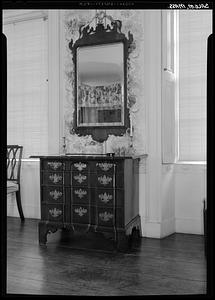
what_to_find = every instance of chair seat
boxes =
[7,181,19,193]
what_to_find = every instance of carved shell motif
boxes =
[74,162,87,171]
[49,190,63,200]
[49,174,62,184]
[99,212,113,222]
[98,175,112,185]
[74,189,87,199]
[47,162,62,170]
[49,208,62,218]
[99,192,113,203]
[74,207,87,217]
[96,162,113,171]
[74,174,87,184]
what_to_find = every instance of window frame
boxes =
[176,10,210,163]
[3,9,62,158]
[162,10,209,164]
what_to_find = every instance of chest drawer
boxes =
[96,174,113,187]
[42,171,64,185]
[72,204,90,224]
[71,161,88,172]
[46,204,64,222]
[95,161,115,173]
[41,186,64,203]
[89,173,123,188]
[96,188,124,207]
[72,187,89,204]
[92,160,124,173]
[97,207,124,228]
[97,207,115,227]
[72,172,88,186]
[97,189,114,206]
[42,160,65,171]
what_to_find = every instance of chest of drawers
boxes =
[37,155,140,251]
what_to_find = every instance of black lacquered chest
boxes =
[37,155,141,251]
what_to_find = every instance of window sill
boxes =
[21,158,40,162]
[175,161,206,165]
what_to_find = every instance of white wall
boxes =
[161,164,175,237]
[175,164,206,234]
[7,160,41,219]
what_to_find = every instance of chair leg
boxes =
[16,190,25,221]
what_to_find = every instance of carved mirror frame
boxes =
[69,16,134,142]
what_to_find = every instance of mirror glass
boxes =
[77,42,124,127]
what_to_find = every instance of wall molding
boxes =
[160,217,175,238]
[48,10,61,154]
[143,10,162,224]
[141,217,175,238]
[175,163,206,173]
[3,9,48,25]
[175,217,203,235]
[142,221,162,238]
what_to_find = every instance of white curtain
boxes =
[3,17,48,158]
[178,10,212,161]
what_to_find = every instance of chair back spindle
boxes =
[7,145,24,221]
[7,145,23,183]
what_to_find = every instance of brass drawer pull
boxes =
[98,175,112,185]
[74,174,87,184]
[99,212,113,222]
[47,162,62,170]
[49,190,63,200]
[96,162,113,171]
[49,174,62,184]
[49,208,62,218]
[99,192,112,203]
[74,189,87,199]
[74,162,87,171]
[74,207,87,217]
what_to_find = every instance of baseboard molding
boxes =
[141,220,161,238]
[160,217,175,238]
[175,217,203,235]
[141,216,201,238]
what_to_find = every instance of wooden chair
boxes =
[7,145,24,221]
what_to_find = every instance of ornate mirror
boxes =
[69,11,133,142]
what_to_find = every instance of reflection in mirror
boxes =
[77,42,124,127]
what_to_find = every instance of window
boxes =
[177,10,212,162]
[3,16,48,158]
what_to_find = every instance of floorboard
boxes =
[6,217,206,296]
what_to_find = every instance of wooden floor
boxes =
[6,217,206,296]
